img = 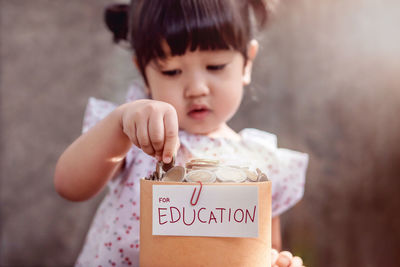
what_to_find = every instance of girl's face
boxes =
[143,40,258,135]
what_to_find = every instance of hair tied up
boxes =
[104,3,129,44]
[248,0,268,29]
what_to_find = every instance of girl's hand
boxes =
[120,99,179,163]
[271,249,305,267]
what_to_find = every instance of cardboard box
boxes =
[140,179,271,267]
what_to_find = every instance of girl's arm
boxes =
[272,216,282,251]
[54,105,132,201]
[54,100,179,201]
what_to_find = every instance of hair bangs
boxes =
[143,0,247,61]
[127,0,266,85]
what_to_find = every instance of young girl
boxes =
[54,0,308,266]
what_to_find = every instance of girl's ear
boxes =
[243,39,259,86]
[133,56,152,96]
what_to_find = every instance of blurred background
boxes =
[1,0,400,266]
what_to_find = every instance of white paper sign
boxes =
[152,184,258,238]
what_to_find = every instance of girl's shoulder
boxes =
[178,127,308,165]
[239,128,278,147]
[239,128,308,158]
[82,79,148,134]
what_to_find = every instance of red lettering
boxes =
[183,207,196,226]
[245,206,257,223]
[170,207,181,223]
[197,208,207,223]
[234,209,244,223]
[158,208,167,225]
[208,211,217,224]
[228,208,232,222]
[215,208,225,223]
[159,197,170,203]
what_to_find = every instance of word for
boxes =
[159,197,170,203]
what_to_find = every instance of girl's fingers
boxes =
[162,108,179,163]
[275,251,293,267]
[148,111,165,160]
[291,256,304,267]
[272,249,304,267]
[275,256,290,267]
[271,249,279,264]
[136,116,155,156]
[122,119,139,148]
[175,136,181,152]
[280,251,293,260]
[131,122,140,148]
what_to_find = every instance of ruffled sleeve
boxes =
[82,79,148,134]
[82,97,117,134]
[81,80,149,186]
[241,128,309,217]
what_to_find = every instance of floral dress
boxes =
[75,80,309,267]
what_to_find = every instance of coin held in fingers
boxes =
[162,155,176,172]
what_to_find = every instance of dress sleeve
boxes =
[241,128,309,217]
[82,79,148,134]
[82,97,117,134]
[271,148,308,217]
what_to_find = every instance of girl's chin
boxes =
[180,123,221,136]
[182,128,212,136]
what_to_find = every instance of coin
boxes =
[215,167,247,183]
[185,170,216,183]
[190,166,218,171]
[162,155,176,172]
[244,169,258,182]
[258,173,269,182]
[162,166,186,182]
[189,158,220,164]
[186,163,218,169]
[256,168,269,182]
[156,161,163,180]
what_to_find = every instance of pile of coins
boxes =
[147,157,268,183]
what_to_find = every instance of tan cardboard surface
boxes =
[140,179,271,267]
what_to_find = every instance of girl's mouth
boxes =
[188,107,211,120]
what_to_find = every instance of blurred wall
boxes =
[1,0,400,266]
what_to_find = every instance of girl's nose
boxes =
[184,76,210,98]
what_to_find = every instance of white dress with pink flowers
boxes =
[75,80,308,267]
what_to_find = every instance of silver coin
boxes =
[258,173,269,182]
[189,166,218,171]
[215,167,247,183]
[162,166,185,182]
[156,161,164,180]
[185,170,216,183]
[162,155,176,172]
[256,168,269,182]
[186,163,219,170]
[189,158,220,164]
[244,169,258,182]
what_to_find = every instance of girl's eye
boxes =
[207,64,226,71]
[161,69,181,76]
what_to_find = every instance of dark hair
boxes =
[104,0,268,85]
